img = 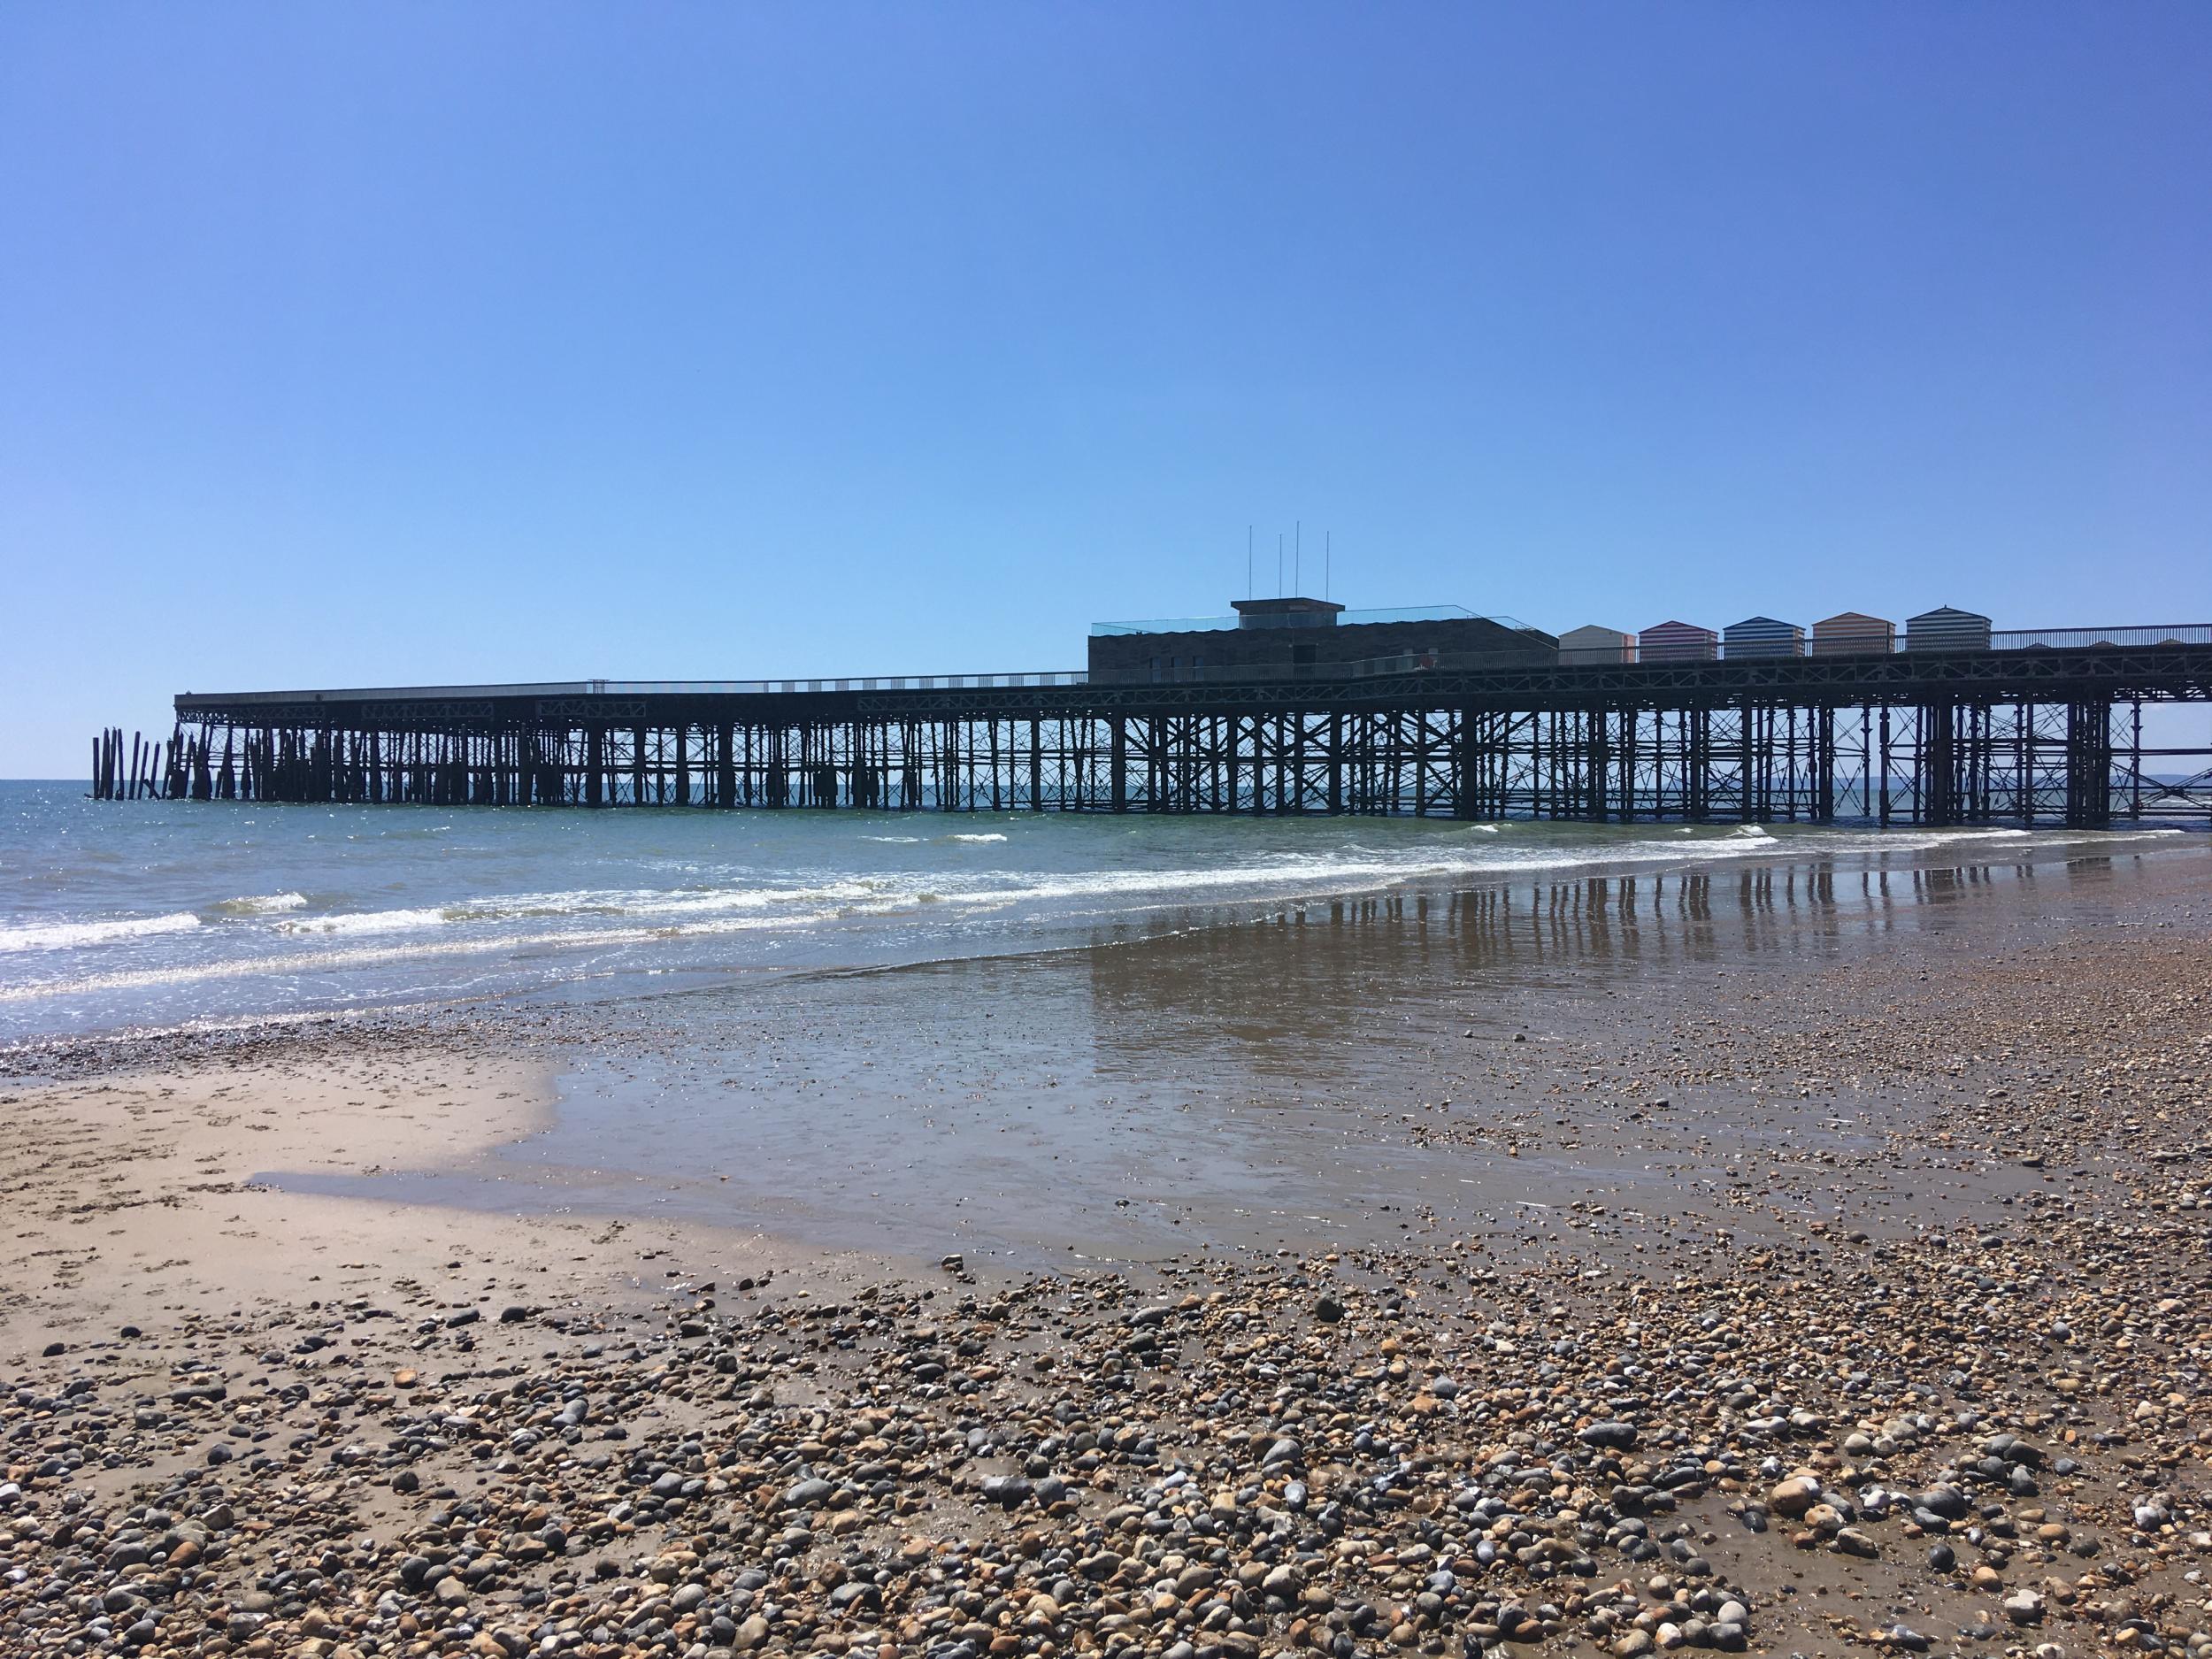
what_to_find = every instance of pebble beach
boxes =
[4,845,2211,1659]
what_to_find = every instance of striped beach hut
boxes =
[1558,624,1636,665]
[1809,611,1895,657]
[1638,620,1718,664]
[1905,605,1993,653]
[1722,616,1805,659]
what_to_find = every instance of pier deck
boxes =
[96,634,2212,826]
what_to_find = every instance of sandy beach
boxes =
[5,846,2212,1658]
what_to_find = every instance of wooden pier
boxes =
[100,632,2212,827]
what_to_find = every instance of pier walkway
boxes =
[93,626,2212,827]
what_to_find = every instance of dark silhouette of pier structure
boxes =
[95,613,2212,827]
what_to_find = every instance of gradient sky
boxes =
[4,4,2208,775]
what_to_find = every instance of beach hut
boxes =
[1559,624,1636,665]
[1722,616,1805,659]
[1638,620,1718,664]
[1809,611,1895,657]
[1905,605,1993,653]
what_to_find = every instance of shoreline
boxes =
[2,814,2197,1062]
[191,841,2212,1271]
[3,850,2212,1655]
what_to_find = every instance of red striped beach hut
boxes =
[1809,612,1895,656]
[1638,620,1718,664]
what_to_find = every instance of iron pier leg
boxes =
[1878,707,1892,826]
[2130,699,2142,821]
[2067,699,2113,828]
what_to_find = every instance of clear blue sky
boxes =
[4,4,2208,775]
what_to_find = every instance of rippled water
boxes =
[0,779,2187,1045]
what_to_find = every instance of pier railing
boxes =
[1988,625,2212,651]
[169,626,2212,710]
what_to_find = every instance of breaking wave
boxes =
[0,787,2185,1038]
[0,912,201,953]
[211,891,308,915]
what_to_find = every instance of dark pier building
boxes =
[90,595,2212,828]
[1087,600,1556,683]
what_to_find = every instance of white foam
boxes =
[279,906,449,937]
[946,833,1008,844]
[4,821,2185,1011]
[212,891,308,916]
[0,912,201,953]
[469,879,901,924]
[0,904,887,1004]
[259,823,2180,954]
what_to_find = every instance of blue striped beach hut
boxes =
[1905,606,1993,652]
[1722,616,1805,659]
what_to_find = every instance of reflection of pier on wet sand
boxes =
[274,837,2202,1268]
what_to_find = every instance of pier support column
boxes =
[2065,699,2113,828]
[1686,707,1711,820]
[1449,708,1471,818]
[1918,703,1956,825]
[1739,697,1758,822]
[2129,699,2143,821]
[1878,707,1893,826]
[1814,706,1836,823]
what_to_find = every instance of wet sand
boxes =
[4,841,2212,1658]
[267,847,2194,1266]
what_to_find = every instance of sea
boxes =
[0,778,2193,1051]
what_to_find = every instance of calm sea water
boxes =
[0,779,2189,1047]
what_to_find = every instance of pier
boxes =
[100,618,2212,827]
